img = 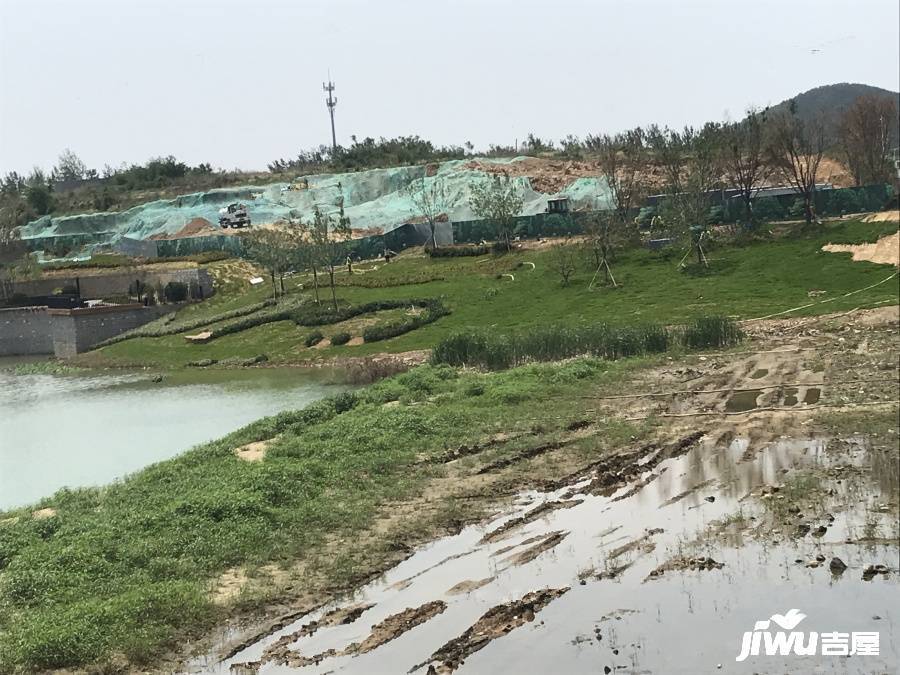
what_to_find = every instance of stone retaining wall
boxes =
[0,306,54,355]
[0,304,169,358]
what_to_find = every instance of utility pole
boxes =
[323,77,337,152]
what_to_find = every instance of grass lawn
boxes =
[85,219,899,369]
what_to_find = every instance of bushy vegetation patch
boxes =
[679,316,744,350]
[304,329,325,347]
[330,331,352,345]
[431,316,742,369]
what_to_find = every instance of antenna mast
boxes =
[323,77,337,152]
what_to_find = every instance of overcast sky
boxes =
[1,0,898,175]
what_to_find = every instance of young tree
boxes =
[720,109,770,227]
[650,125,723,265]
[1,172,25,197]
[468,173,523,252]
[766,101,828,226]
[53,149,89,182]
[838,95,898,186]
[242,228,291,299]
[551,238,578,286]
[24,168,53,215]
[311,201,352,311]
[407,176,458,249]
[646,124,689,194]
[0,196,29,277]
[586,129,648,285]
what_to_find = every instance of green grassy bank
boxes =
[83,220,898,369]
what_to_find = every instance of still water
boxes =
[0,366,346,511]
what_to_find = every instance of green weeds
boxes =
[431,316,741,369]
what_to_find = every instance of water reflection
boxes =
[0,368,345,510]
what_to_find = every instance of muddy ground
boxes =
[184,307,899,675]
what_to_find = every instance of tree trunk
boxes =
[328,266,337,312]
[312,266,320,304]
[270,271,277,299]
[804,193,814,226]
[279,273,285,296]
[429,223,437,249]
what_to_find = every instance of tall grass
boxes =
[679,316,744,350]
[431,316,742,369]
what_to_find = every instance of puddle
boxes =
[189,436,898,674]
[724,389,761,412]
[749,369,768,379]
[784,387,798,406]
[804,387,821,404]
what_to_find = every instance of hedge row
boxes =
[361,298,450,342]
[94,298,278,347]
[427,245,490,258]
[205,297,450,342]
[205,303,302,340]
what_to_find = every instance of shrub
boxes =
[751,197,786,222]
[464,380,485,396]
[787,198,807,219]
[330,331,351,345]
[304,329,324,347]
[343,357,412,384]
[824,189,863,215]
[636,206,657,228]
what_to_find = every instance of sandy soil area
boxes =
[823,230,900,266]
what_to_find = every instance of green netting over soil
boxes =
[19,158,613,255]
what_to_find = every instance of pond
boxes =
[0,365,347,511]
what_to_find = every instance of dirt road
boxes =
[187,307,899,675]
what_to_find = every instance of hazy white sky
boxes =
[1,0,898,175]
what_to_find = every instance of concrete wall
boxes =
[48,304,169,358]
[9,267,213,300]
[0,306,54,356]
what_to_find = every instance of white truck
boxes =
[218,203,251,229]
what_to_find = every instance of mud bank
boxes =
[182,306,899,675]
